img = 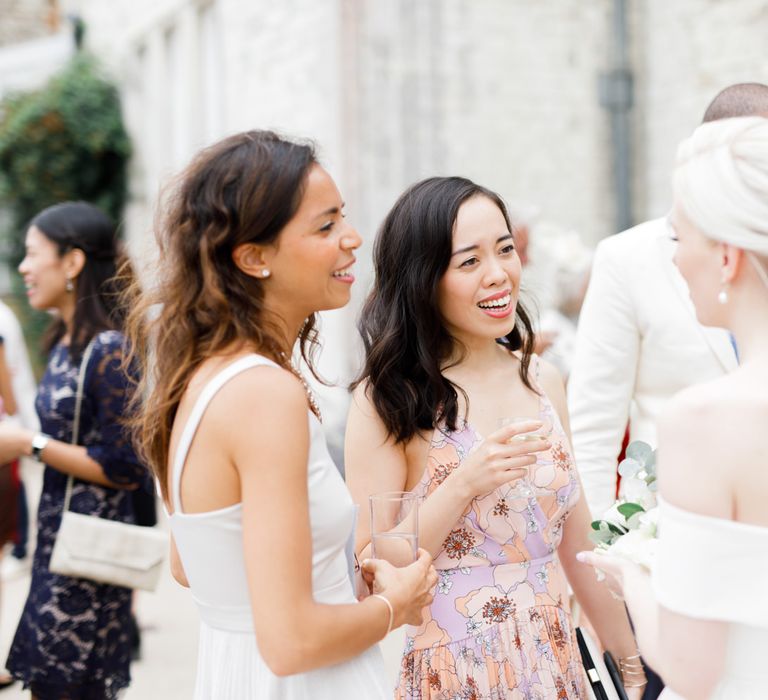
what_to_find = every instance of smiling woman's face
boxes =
[258,165,362,323]
[437,195,521,346]
[18,225,70,311]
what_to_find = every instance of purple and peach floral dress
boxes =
[397,367,588,699]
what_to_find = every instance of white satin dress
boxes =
[653,497,768,699]
[169,355,389,699]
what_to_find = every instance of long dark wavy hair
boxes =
[353,176,536,443]
[124,130,322,499]
[30,201,132,362]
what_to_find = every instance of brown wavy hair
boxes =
[124,130,320,499]
[352,176,536,443]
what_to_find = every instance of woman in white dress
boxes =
[126,130,437,699]
[579,116,768,699]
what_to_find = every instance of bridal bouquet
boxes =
[589,441,659,571]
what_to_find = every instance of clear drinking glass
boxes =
[497,414,553,499]
[369,491,419,567]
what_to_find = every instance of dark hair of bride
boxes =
[352,176,536,443]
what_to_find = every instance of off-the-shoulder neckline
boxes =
[659,496,768,534]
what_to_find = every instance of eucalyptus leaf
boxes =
[626,441,653,467]
[601,520,628,536]
[618,458,640,477]
[592,520,625,535]
[617,502,645,519]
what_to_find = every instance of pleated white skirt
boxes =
[193,621,391,699]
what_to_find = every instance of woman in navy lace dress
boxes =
[0,202,149,700]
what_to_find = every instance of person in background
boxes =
[0,336,19,691]
[2,202,150,700]
[0,297,41,578]
[346,176,644,698]
[534,228,593,382]
[579,115,768,700]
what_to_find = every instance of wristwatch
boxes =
[31,433,51,462]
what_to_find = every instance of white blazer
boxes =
[567,217,737,518]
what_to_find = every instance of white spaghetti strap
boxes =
[171,354,278,513]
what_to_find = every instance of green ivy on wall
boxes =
[0,51,132,370]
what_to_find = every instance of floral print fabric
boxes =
[397,381,587,699]
[7,332,149,699]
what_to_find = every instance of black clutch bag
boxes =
[576,627,629,700]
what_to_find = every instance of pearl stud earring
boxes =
[261,269,270,278]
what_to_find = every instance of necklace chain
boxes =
[280,353,322,422]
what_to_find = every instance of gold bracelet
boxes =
[618,652,647,687]
[371,593,394,635]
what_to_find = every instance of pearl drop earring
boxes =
[65,277,74,293]
[718,286,728,304]
[261,269,270,278]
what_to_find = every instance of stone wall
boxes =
[0,0,57,47]
[632,0,768,220]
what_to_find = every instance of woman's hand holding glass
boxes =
[497,415,553,499]
[451,419,551,501]
[369,492,419,568]
[360,549,438,628]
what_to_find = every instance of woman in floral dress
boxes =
[0,202,149,699]
[346,177,644,699]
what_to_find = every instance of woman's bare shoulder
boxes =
[662,372,768,434]
[658,373,768,518]
[205,362,307,430]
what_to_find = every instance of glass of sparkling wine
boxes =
[369,491,419,567]
[497,415,553,499]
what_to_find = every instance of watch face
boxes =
[32,434,49,456]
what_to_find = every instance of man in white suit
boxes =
[568,82,768,521]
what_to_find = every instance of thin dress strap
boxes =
[171,354,278,513]
[529,353,542,390]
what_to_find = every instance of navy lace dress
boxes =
[6,331,150,700]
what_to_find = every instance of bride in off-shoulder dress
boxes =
[580,117,768,699]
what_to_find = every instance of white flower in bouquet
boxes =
[622,475,656,511]
[605,512,659,569]
[589,441,659,571]
[637,506,659,537]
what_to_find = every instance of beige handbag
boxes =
[49,338,167,591]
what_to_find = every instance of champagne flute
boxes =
[369,491,419,567]
[497,414,553,500]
